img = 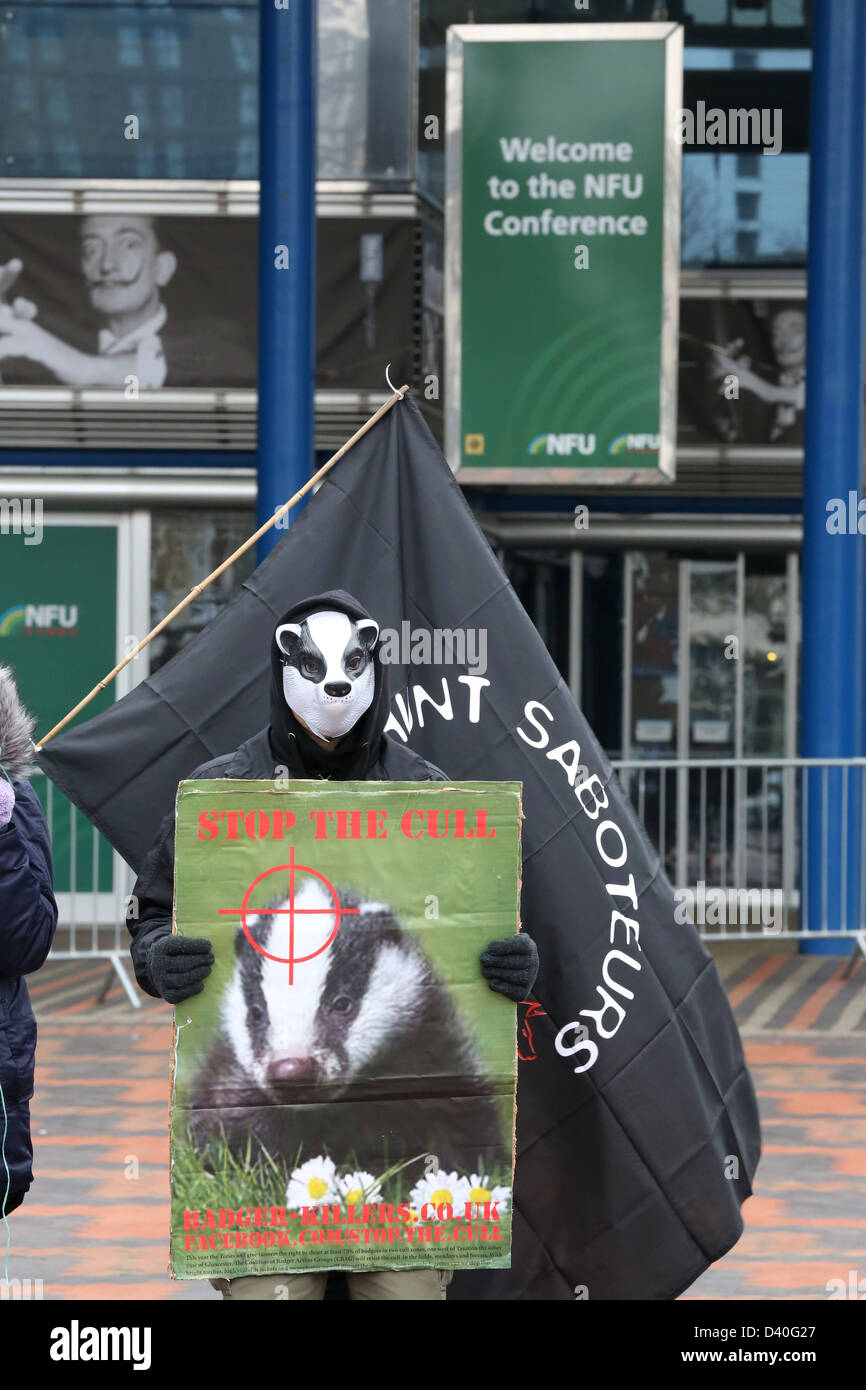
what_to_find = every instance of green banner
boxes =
[445,23,682,483]
[170,779,521,1279]
[0,520,117,892]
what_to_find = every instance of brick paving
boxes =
[3,949,864,1300]
[684,1035,866,1300]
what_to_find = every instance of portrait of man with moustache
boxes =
[0,213,255,388]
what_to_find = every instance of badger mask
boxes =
[275,609,379,741]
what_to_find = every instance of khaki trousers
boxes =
[212,1269,452,1301]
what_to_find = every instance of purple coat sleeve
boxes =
[0,781,58,978]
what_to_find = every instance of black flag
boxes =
[38,394,760,1300]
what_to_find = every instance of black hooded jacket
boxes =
[128,590,446,995]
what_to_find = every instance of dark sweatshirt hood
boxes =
[268,589,389,780]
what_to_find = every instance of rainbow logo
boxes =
[527,434,551,456]
[0,606,26,637]
[608,433,659,456]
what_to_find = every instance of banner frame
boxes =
[444,21,683,486]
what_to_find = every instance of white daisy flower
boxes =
[337,1170,382,1206]
[286,1155,337,1210]
[466,1174,511,1214]
[408,1170,472,1220]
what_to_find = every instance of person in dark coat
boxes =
[0,666,58,1217]
[129,590,537,1004]
[128,590,537,1300]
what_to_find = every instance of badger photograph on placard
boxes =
[169,779,521,1279]
[186,880,507,1173]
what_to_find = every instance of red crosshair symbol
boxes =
[218,846,359,984]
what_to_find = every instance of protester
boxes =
[128,590,537,1301]
[0,666,58,1219]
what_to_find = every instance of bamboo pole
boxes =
[36,385,411,748]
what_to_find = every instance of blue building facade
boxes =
[3,0,861,948]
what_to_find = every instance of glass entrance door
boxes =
[501,539,798,893]
[623,548,797,889]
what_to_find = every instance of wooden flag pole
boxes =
[36,385,411,749]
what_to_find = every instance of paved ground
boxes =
[5,947,865,1300]
[684,943,866,1300]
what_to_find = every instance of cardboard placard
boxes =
[169,779,521,1278]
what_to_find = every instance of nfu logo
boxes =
[608,433,659,456]
[528,433,596,457]
[0,604,79,637]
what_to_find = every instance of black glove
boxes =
[479,934,539,1002]
[146,934,214,1003]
